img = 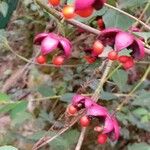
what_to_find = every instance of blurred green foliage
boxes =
[0,0,18,29]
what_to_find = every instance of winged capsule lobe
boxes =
[49,33,60,39]
[74,0,95,10]
[102,115,114,133]
[71,94,85,106]
[75,0,106,11]
[59,37,72,58]
[111,117,120,141]
[115,32,134,51]
[99,27,122,37]
[84,98,96,108]
[87,105,108,117]
[102,115,120,141]
[99,28,122,46]
[41,36,59,55]
[130,38,145,59]
[34,33,49,45]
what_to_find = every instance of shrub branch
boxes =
[35,0,150,54]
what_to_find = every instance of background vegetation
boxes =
[0,0,150,150]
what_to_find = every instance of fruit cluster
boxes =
[34,1,145,69]
[34,30,144,70]
[49,0,106,19]
[84,40,135,69]
[84,27,145,69]
[34,28,144,70]
[67,94,120,144]
[34,32,72,66]
[98,27,145,59]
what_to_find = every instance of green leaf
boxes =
[132,90,150,108]
[132,108,148,116]
[12,111,32,126]
[141,115,149,123]
[0,0,18,29]
[0,92,10,103]
[128,113,150,132]
[117,112,128,125]
[28,130,47,141]
[133,32,150,41]
[119,0,149,9]
[28,131,55,141]
[0,103,18,114]
[0,101,27,116]
[103,9,135,30]
[0,146,18,150]
[10,101,28,119]
[128,142,150,150]
[50,137,69,150]
[111,69,128,92]
[50,130,79,150]
[37,84,55,97]
[0,2,8,17]
[100,91,118,100]
[119,48,132,56]
[39,110,54,122]
[60,93,74,103]
[63,130,80,145]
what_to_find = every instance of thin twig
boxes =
[92,60,113,101]
[75,128,87,150]
[106,64,121,81]
[141,16,150,30]
[136,61,150,64]
[0,93,132,105]
[32,110,86,150]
